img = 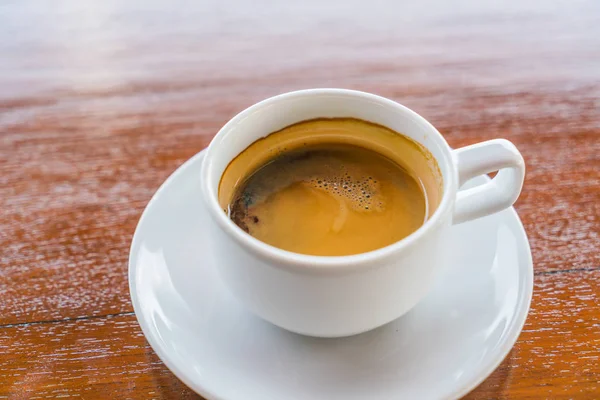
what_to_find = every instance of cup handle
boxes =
[451,139,525,225]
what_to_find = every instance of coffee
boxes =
[219,118,442,256]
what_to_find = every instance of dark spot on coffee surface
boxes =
[229,197,250,233]
[242,191,253,207]
[253,216,259,223]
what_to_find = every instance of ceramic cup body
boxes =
[201,89,525,337]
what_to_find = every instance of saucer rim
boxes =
[128,149,534,400]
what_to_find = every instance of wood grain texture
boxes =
[1,0,599,398]
[0,314,198,399]
[466,270,600,399]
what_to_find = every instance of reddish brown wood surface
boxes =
[1,0,598,398]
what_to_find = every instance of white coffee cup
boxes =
[201,89,525,338]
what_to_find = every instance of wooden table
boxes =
[1,0,598,398]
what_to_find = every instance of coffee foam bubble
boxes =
[242,153,385,213]
[306,169,384,212]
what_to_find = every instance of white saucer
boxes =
[129,150,533,400]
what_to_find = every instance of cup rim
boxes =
[201,88,458,272]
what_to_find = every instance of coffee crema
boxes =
[218,118,443,256]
